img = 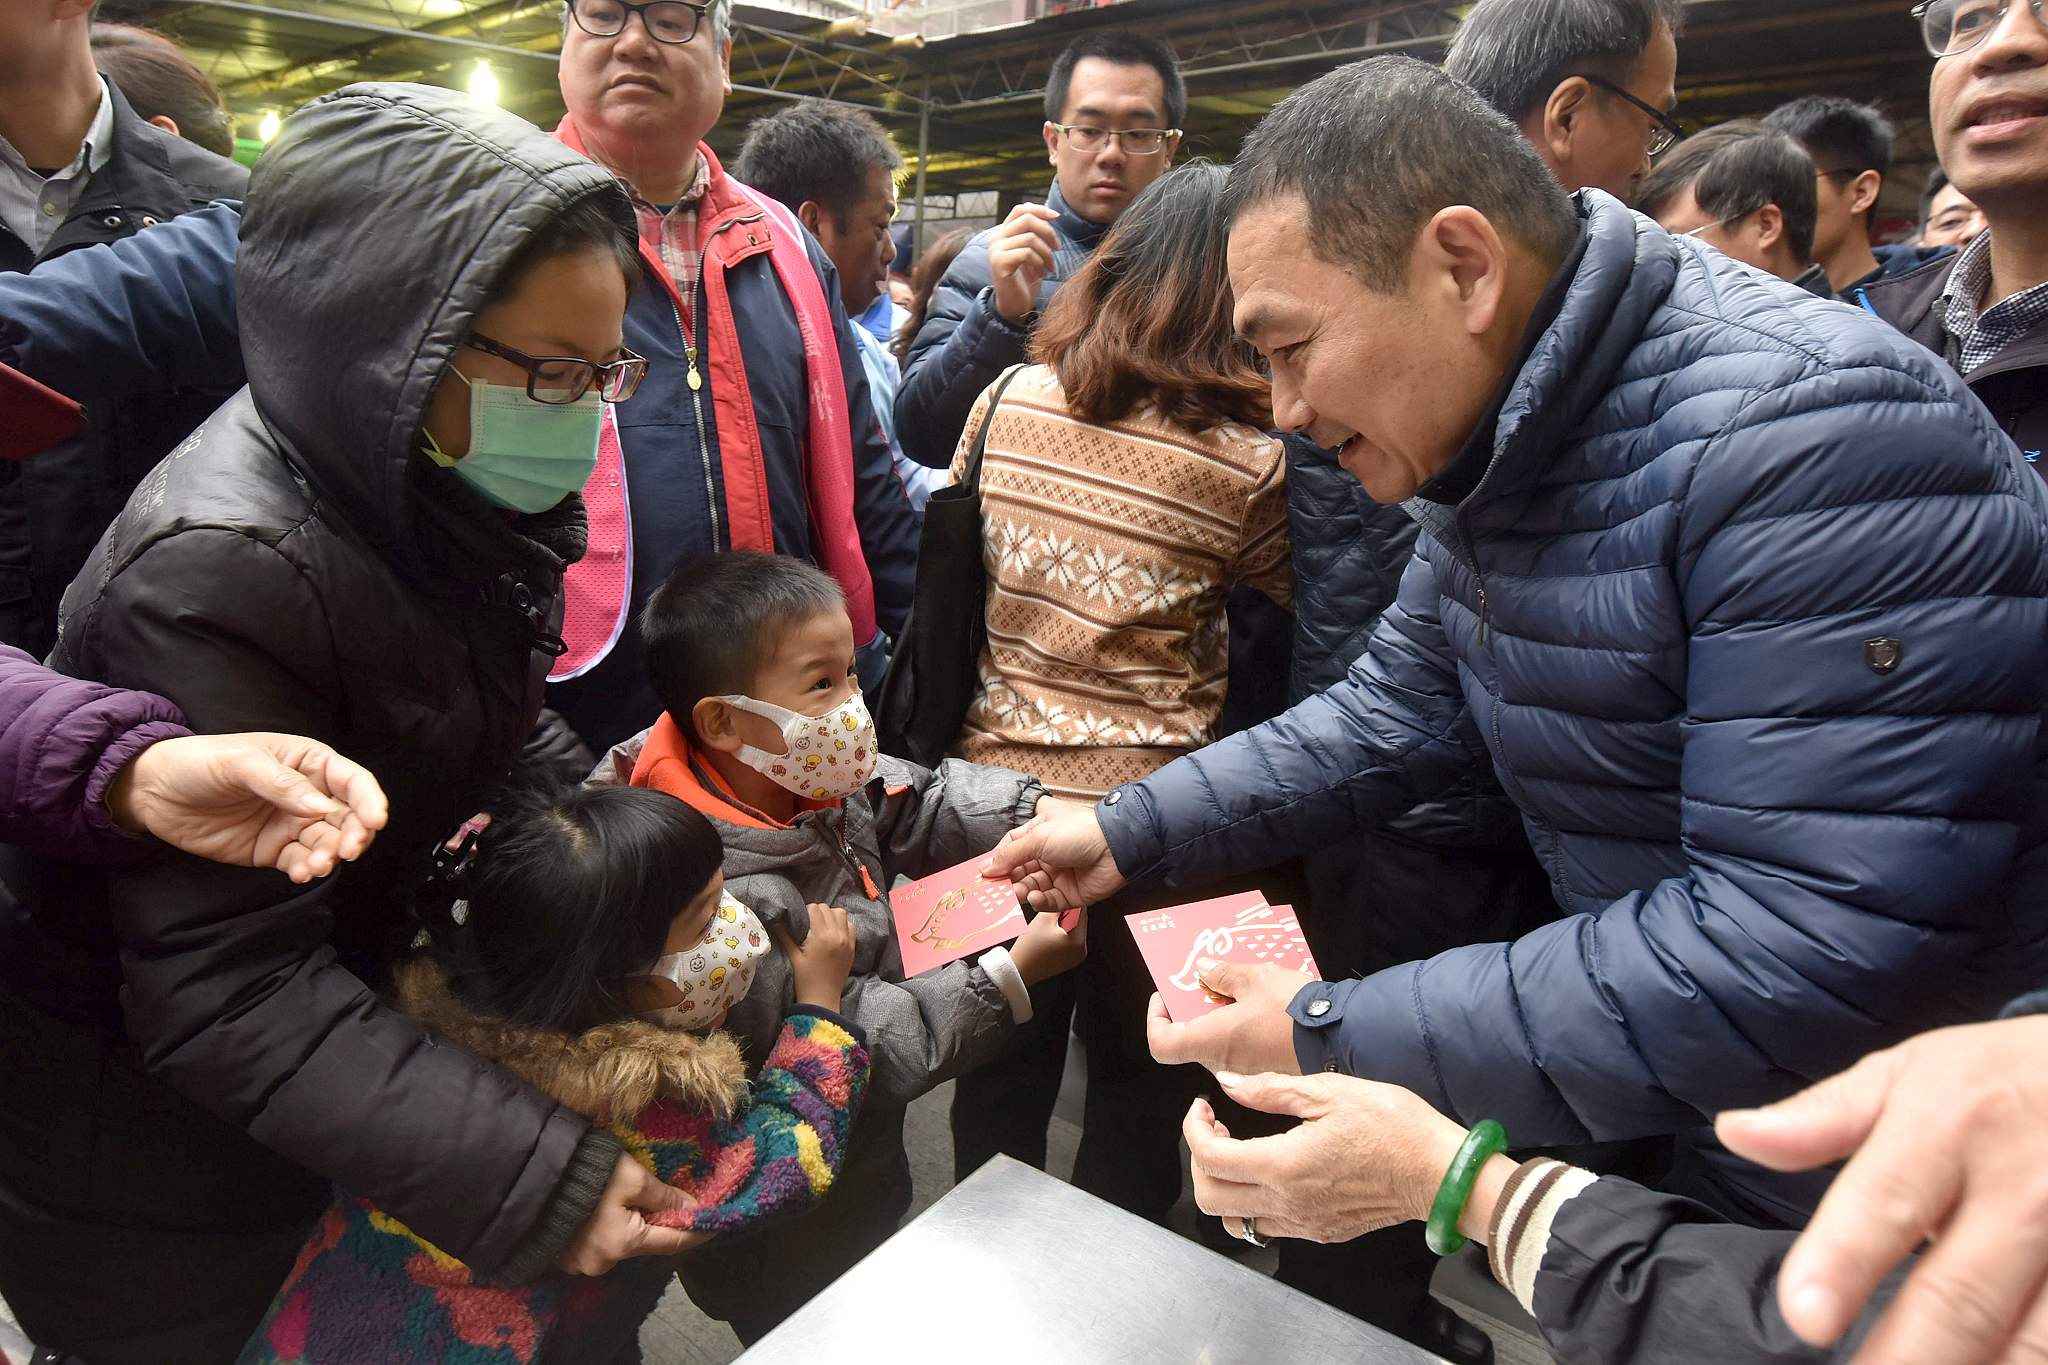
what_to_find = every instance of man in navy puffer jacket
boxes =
[990,57,2048,1228]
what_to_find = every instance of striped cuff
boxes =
[1485,1159,1599,1315]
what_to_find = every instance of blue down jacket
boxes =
[1098,192,2048,1209]
[892,181,1106,468]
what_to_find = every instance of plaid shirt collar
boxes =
[1942,231,2048,375]
[627,152,711,319]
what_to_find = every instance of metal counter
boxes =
[737,1154,1449,1364]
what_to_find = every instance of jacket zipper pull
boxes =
[858,862,881,900]
[1477,582,1489,645]
[685,345,703,392]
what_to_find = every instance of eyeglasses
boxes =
[1915,0,2048,57]
[566,0,712,46]
[1681,208,1757,238]
[1048,124,1182,155]
[1569,72,1685,156]
[465,333,648,404]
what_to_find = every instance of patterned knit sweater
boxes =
[949,365,1293,800]
[238,961,869,1365]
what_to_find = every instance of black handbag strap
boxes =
[960,364,1028,496]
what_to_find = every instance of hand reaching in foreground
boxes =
[108,731,389,883]
[558,1152,710,1275]
[1717,1012,2048,1365]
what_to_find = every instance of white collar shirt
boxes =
[0,76,114,258]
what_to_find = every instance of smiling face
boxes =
[694,607,859,760]
[558,0,731,185]
[1228,196,1522,505]
[1930,1,2048,217]
[1043,56,1178,225]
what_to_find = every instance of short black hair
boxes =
[1445,0,1686,125]
[1637,118,1818,264]
[642,551,846,741]
[736,101,903,230]
[1764,96,1894,180]
[1043,31,1185,129]
[446,782,726,1032]
[1227,56,1579,293]
[1920,163,1952,226]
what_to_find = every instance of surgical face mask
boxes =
[423,366,602,514]
[716,690,878,801]
[639,891,770,1031]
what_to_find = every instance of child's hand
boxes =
[1007,905,1087,987]
[777,903,856,1013]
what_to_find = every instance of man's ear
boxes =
[1752,202,1787,254]
[1042,120,1060,165]
[796,201,825,237]
[693,697,742,755]
[719,37,734,96]
[1532,78,1592,172]
[1420,206,1511,337]
[1848,169,1883,218]
[147,114,182,138]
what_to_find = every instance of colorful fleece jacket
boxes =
[238,961,869,1364]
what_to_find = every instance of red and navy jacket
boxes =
[547,133,917,752]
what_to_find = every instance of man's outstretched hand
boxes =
[983,796,1127,911]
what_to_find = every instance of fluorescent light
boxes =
[257,109,281,143]
[467,59,499,107]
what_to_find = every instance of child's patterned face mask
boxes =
[638,891,769,1031]
[716,691,878,801]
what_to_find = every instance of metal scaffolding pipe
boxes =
[194,0,564,63]
[914,71,931,243]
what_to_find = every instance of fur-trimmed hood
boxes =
[393,958,747,1125]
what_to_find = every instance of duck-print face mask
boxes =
[715,691,879,801]
[638,891,770,1031]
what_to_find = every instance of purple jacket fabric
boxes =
[0,643,186,861]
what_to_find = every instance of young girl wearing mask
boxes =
[240,783,868,1364]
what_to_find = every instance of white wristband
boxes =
[978,945,1033,1025]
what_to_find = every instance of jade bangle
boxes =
[1424,1119,1508,1256]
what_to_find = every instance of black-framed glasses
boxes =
[1570,72,1685,156]
[465,333,648,404]
[566,0,712,46]
[1914,0,2047,56]
[1048,124,1182,155]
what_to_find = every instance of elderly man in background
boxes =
[988,53,2048,1263]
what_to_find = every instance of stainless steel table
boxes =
[737,1155,1449,1364]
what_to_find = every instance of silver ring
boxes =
[1232,1216,1271,1249]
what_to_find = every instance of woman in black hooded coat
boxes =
[0,83,680,1361]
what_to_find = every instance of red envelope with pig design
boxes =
[1128,893,1321,1021]
[888,853,1029,976]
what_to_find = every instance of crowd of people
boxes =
[0,0,2046,1362]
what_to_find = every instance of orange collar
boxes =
[631,713,837,831]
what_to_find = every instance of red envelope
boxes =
[1128,894,1321,1021]
[888,853,1029,976]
